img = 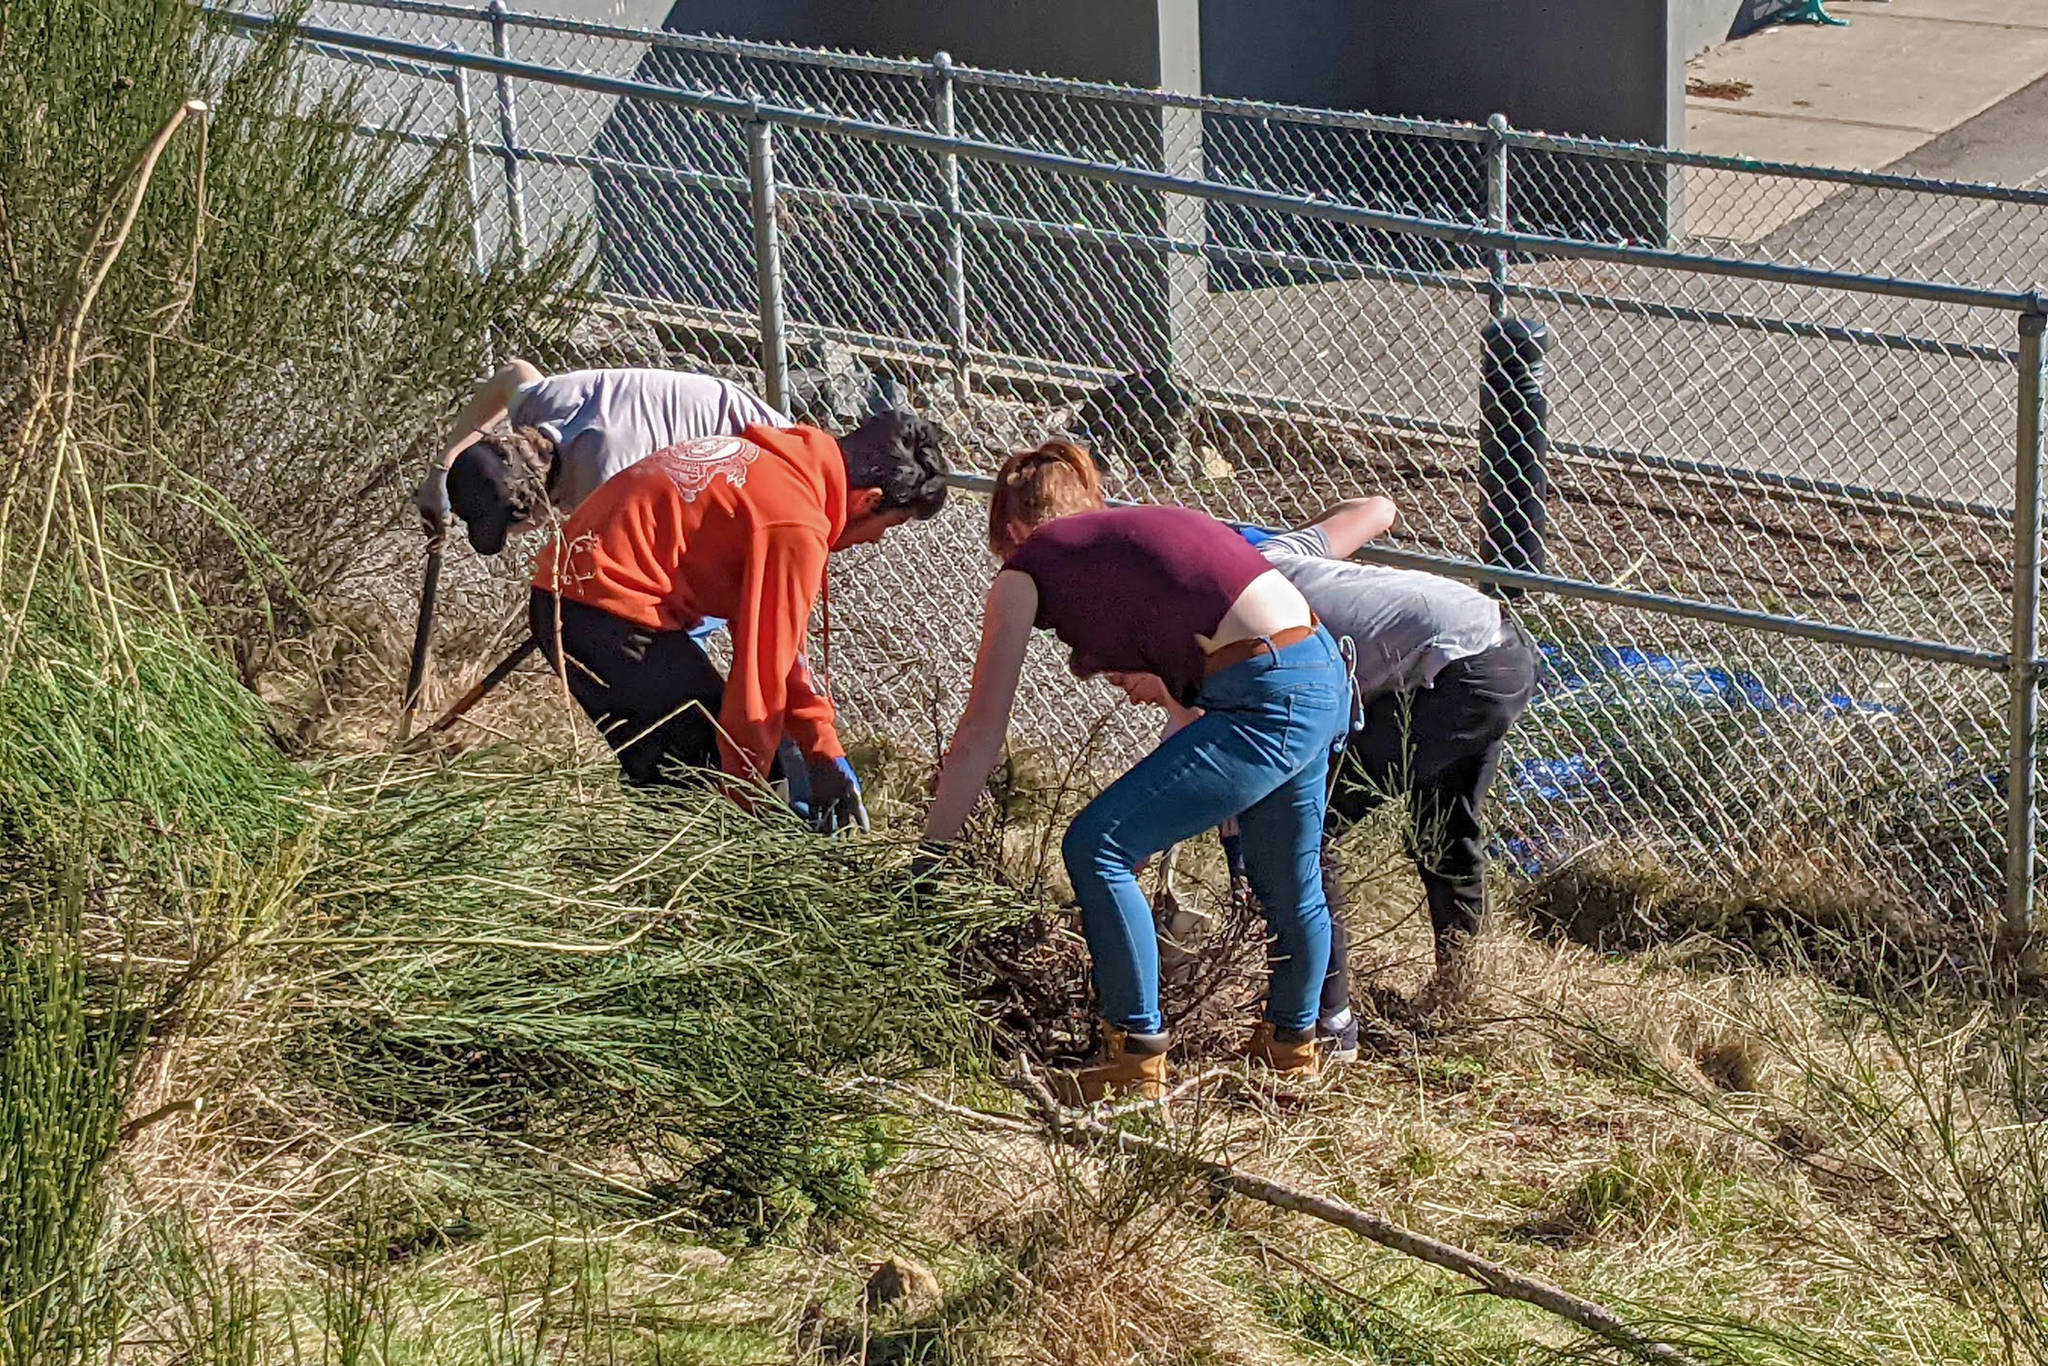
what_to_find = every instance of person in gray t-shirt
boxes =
[414,361,788,553]
[1253,524,1506,702]
[1244,497,1536,1023]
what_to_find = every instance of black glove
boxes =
[414,466,451,539]
[909,839,954,892]
[806,756,869,835]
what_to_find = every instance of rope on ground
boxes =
[872,1070,1693,1366]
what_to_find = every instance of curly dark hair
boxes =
[477,424,557,514]
[837,410,950,520]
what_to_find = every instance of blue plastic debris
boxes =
[1492,639,1902,874]
[1732,0,1849,38]
[1508,756,1604,804]
[1532,642,1896,720]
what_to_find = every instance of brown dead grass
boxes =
[1512,838,1971,995]
[854,860,2007,1361]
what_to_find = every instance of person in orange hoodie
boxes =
[530,410,949,829]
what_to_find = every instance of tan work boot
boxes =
[1062,1026,1170,1104]
[1245,1022,1321,1079]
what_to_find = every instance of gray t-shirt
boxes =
[1258,527,1505,700]
[510,368,788,514]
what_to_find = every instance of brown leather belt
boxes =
[1202,618,1319,678]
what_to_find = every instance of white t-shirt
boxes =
[510,368,789,514]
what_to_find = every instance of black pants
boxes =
[529,588,731,786]
[1319,625,1536,1010]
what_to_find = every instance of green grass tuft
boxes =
[0,580,297,859]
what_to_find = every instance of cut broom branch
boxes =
[875,1073,1694,1366]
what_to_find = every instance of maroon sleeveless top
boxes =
[1005,505,1273,704]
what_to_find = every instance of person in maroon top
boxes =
[923,442,1352,1099]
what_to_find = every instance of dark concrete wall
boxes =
[1203,1,1747,146]
[1365,1,1677,146]
[1198,2,1376,111]
[651,0,1716,146]
[602,0,1207,373]
[645,0,1197,87]
[1196,1,1688,246]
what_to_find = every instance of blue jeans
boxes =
[1062,627,1350,1035]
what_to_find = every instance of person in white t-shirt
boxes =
[413,361,790,553]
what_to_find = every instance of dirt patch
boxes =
[1687,78,1755,102]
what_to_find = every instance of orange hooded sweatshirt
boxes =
[532,424,847,783]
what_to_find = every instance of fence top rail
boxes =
[306,35,457,83]
[1498,126,2048,208]
[940,472,2011,672]
[249,0,2048,209]
[251,0,953,77]
[227,9,2048,315]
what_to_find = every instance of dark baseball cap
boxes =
[447,443,519,555]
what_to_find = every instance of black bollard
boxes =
[1479,318,1551,600]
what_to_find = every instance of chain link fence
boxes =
[225,1,2048,935]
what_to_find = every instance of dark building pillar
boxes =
[594,0,1206,379]
[1199,0,1693,251]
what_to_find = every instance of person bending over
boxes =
[1147,499,1536,1042]
[922,442,1349,1100]
[531,410,948,830]
[1241,499,1536,1020]
[415,362,789,552]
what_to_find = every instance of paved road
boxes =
[1757,73,2048,287]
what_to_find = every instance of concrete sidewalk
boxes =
[1686,0,2048,175]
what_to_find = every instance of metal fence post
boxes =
[486,0,528,266]
[931,51,970,403]
[1485,113,1510,321]
[1479,317,1551,600]
[748,119,790,415]
[450,68,487,274]
[2006,308,2046,943]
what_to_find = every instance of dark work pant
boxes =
[529,588,728,786]
[1320,625,1536,1010]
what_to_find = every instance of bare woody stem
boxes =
[877,1074,1693,1366]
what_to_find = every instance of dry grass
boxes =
[67,708,2028,1365]
[824,1109,1274,1366]
[78,579,2022,1366]
[825,923,2003,1364]
[842,792,2019,1362]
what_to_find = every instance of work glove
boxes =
[908,839,954,893]
[774,735,811,819]
[806,755,869,835]
[1233,521,1280,547]
[414,466,451,540]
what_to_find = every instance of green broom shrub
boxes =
[288,760,1020,1239]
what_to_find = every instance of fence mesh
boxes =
[254,1,2045,926]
